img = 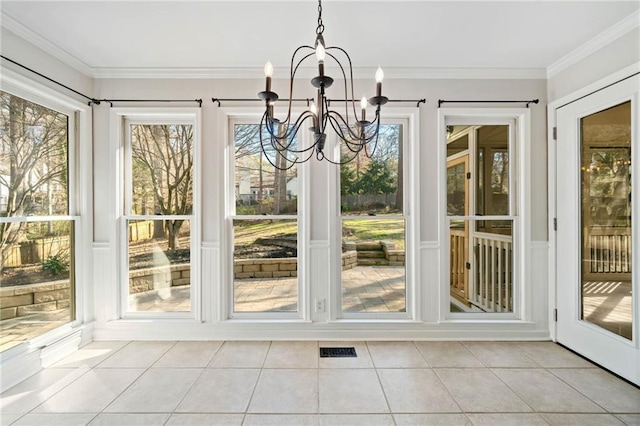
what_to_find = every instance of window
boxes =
[339,124,407,315]
[0,91,76,351]
[230,121,300,316]
[122,117,198,315]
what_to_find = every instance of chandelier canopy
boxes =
[258,0,388,170]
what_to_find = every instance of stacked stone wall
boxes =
[0,280,70,320]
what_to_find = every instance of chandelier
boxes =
[258,0,387,170]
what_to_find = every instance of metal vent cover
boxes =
[319,347,357,358]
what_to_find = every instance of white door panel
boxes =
[556,75,640,385]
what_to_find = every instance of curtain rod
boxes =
[1,55,95,103]
[92,99,203,107]
[2,55,202,107]
[438,99,539,108]
[212,97,426,107]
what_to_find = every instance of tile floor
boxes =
[1,341,640,426]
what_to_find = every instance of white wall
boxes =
[0,27,93,101]
[548,26,640,103]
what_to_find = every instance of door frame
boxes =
[548,62,640,342]
[549,64,640,385]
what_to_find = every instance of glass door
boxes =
[556,76,639,385]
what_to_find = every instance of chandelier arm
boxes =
[280,46,315,125]
[326,110,370,145]
[326,46,359,124]
[264,110,315,152]
[259,112,309,171]
[363,112,382,158]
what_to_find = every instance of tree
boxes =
[355,159,396,195]
[130,124,193,251]
[0,92,68,269]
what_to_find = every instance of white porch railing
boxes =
[586,228,631,274]
[449,229,468,303]
[471,232,513,312]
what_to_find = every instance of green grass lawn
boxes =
[234,218,405,248]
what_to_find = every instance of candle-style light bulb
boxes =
[375,66,384,97]
[264,61,273,93]
[310,102,319,131]
[315,43,326,62]
[375,66,384,83]
[316,43,326,77]
[360,95,367,121]
[264,61,274,78]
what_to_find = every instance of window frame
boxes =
[0,66,92,351]
[439,108,531,321]
[330,115,417,321]
[225,116,309,321]
[117,110,201,320]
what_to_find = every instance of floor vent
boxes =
[320,347,357,358]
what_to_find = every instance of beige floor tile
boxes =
[462,342,539,368]
[105,368,201,413]
[165,414,245,425]
[34,368,145,413]
[493,368,603,413]
[394,414,471,425]
[96,341,174,368]
[244,414,318,425]
[514,342,595,368]
[264,341,318,368]
[208,341,270,368]
[367,342,428,368]
[153,341,222,368]
[319,369,389,414]
[615,414,640,425]
[435,368,532,413]
[1,368,89,414]
[11,413,96,426]
[465,413,549,425]
[318,342,374,369]
[319,414,394,425]
[88,413,170,425]
[51,341,129,369]
[249,369,318,414]
[541,413,625,425]
[415,342,483,368]
[176,369,259,413]
[378,369,460,413]
[549,368,640,413]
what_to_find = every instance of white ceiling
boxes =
[1,1,639,78]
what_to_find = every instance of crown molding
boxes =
[547,9,640,79]
[92,66,546,80]
[1,12,94,77]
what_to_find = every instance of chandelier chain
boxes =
[316,0,324,35]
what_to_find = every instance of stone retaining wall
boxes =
[0,280,70,320]
[381,241,406,266]
[129,264,191,294]
[1,246,405,320]
[234,258,297,279]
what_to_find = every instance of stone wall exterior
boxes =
[129,264,191,294]
[234,258,298,279]
[0,280,70,320]
[381,241,406,266]
[342,251,358,270]
[1,245,406,320]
